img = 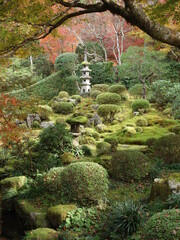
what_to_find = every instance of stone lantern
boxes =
[80,50,92,94]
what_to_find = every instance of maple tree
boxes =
[0,0,179,58]
[0,95,27,147]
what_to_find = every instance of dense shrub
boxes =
[92,84,109,92]
[132,99,150,112]
[110,150,151,182]
[97,104,120,122]
[34,123,72,170]
[108,84,126,95]
[10,72,78,101]
[58,91,69,98]
[60,162,108,204]
[90,90,102,99]
[150,80,180,106]
[128,84,150,98]
[142,209,180,240]
[96,142,111,156]
[172,95,180,119]
[166,193,180,209]
[81,145,92,156]
[52,102,74,115]
[97,93,121,105]
[55,52,78,73]
[154,134,180,164]
[59,207,107,237]
[90,62,116,85]
[110,201,145,238]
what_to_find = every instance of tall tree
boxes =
[0,0,179,58]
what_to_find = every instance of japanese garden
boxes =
[0,1,180,240]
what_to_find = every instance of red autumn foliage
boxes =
[0,95,27,147]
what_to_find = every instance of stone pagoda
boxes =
[80,50,92,94]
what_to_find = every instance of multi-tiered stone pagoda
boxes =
[80,50,92,94]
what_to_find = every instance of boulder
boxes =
[27,114,41,128]
[47,204,77,228]
[15,199,50,229]
[24,228,58,240]
[40,121,54,129]
[0,176,27,195]
[150,173,180,201]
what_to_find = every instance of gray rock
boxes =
[95,124,106,133]
[92,104,99,111]
[27,114,41,128]
[40,121,54,129]
[87,114,102,127]
[68,99,77,105]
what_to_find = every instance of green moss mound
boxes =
[132,99,150,112]
[136,117,148,126]
[9,72,78,100]
[110,150,151,182]
[97,93,121,105]
[25,228,59,240]
[58,91,69,98]
[142,209,180,240]
[108,84,126,94]
[154,134,180,164]
[60,162,108,204]
[52,102,74,115]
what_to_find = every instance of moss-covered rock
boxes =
[150,173,180,201]
[38,105,53,121]
[47,204,77,228]
[60,152,75,164]
[15,199,49,229]
[25,228,59,240]
[0,176,27,194]
[66,116,88,133]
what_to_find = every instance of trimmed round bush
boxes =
[96,141,111,156]
[55,52,78,73]
[132,99,150,112]
[136,117,148,126]
[97,104,120,122]
[142,209,180,240]
[108,84,126,95]
[90,90,102,99]
[92,84,109,92]
[60,162,108,204]
[71,95,81,103]
[110,150,151,182]
[97,93,121,105]
[154,134,180,164]
[58,91,69,98]
[52,102,73,115]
